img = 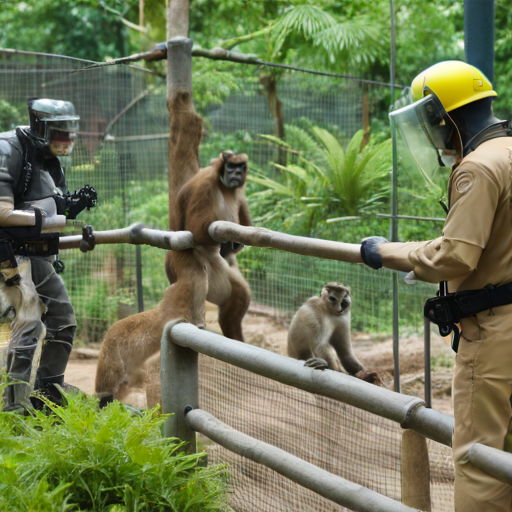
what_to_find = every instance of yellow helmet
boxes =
[411,60,497,112]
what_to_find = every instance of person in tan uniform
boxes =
[361,60,512,512]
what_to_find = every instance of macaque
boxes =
[287,282,382,385]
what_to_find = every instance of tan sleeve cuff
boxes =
[377,238,482,284]
[377,241,427,272]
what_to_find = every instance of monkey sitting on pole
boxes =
[287,282,382,385]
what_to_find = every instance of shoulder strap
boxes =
[14,128,34,203]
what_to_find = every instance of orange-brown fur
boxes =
[95,95,251,402]
[94,249,208,400]
[168,91,203,209]
[165,152,252,341]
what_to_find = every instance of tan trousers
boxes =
[453,307,512,512]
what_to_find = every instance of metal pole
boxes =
[166,322,454,447]
[160,320,198,452]
[389,0,400,393]
[464,0,495,83]
[186,408,420,512]
[424,317,431,408]
[135,245,144,313]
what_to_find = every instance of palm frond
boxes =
[313,16,383,65]
[258,133,295,151]
[274,163,310,184]
[270,5,338,56]
[344,129,365,174]
[247,175,296,198]
[311,126,345,177]
[285,125,325,164]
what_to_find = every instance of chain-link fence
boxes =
[0,49,437,342]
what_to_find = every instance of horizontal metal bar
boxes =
[208,221,362,263]
[165,322,453,446]
[59,222,194,251]
[327,214,446,223]
[104,133,170,142]
[186,409,420,512]
[468,443,512,486]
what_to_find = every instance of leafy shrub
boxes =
[0,391,231,511]
[248,124,392,237]
[0,99,25,132]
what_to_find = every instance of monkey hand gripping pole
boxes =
[208,221,363,263]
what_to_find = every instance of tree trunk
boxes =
[167,1,201,221]
[260,73,286,167]
[167,0,190,39]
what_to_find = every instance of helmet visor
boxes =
[48,120,78,156]
[389,94,459,184]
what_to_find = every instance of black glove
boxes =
[61,185,98,220]
[360,236,388,270]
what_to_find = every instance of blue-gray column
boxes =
[464,0,495,83]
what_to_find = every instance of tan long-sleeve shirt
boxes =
[379,136,512,293]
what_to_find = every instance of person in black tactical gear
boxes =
[0,98,97,412]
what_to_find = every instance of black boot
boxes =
[31,339,82,409]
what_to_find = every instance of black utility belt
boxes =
[424,281,512,352]
[12,233,60,258]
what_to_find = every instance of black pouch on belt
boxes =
[12,233,60,258]
[425,280,512,353]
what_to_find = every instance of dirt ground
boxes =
[65,302,455,415]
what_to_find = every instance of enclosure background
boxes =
[0,49,437,342]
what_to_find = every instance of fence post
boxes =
[161,319,198,454]
[424,317,431,408]
[136,245,144,313]
[401,429,431,511]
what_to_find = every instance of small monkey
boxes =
[287,282,382,385]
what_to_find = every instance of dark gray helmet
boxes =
[27,98,80,148]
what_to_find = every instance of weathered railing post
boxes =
[161,319,198,453]
[401,429,431,511]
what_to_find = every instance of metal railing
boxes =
[60,222,512,509]
[160,320,512,511]
[161,320,435,511]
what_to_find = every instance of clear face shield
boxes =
[46,119,79,157]
[389,93,462,179]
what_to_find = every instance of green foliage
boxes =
[431,351,455,371]
[0,100,25,132]
[0,391,230,512]
[0,1,131,62]
[270,5,384,69]
[193,60,252,114]
[494,0,512,120]
[248,124,391,237]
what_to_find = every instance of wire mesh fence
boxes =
[198,355,455,512]
[0,47,455,511]
[0,48,437,343]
